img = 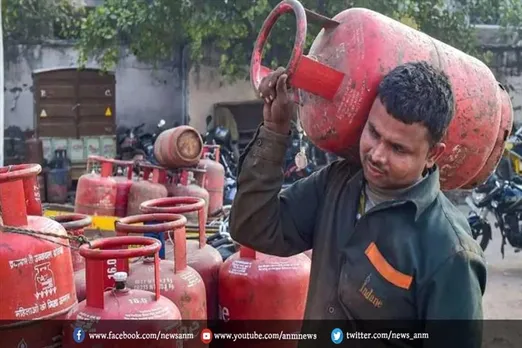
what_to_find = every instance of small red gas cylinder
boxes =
[250,0,513,190]
[154,125,204,168]
[126,163,168,216]
[74,155,117,216]
[115,213,208,346]
[168,168,210,223]
[140,196,223,322]
[218,247,311,347]
[0,163,77,348]
[112,159,135,217]
[62,236,183,348]
[51,213,93,302]
[197,145,225,216]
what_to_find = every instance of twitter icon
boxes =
[331,328,344,344]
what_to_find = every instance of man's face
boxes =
[359,98,446,190]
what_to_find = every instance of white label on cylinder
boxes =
[124,305,172,319]
[229,260,251,276]
[257,262,301,272]
[180,271,201,287]
[132,278,175,292]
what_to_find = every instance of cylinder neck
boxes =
[100,161,113,177]
[240,246,256,259]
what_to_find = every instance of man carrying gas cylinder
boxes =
[229,62,487,348]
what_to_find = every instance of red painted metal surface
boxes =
[23,172,43,215]
[168,168,210,223]
[126,163,169,216]
[198,145,225,216]
[250,0,512,190]
[51,213,93,302]
[62,236,182,348]
[461,83,514,189]
[304,249,312,259]
[112,159,135,217]
[218,247,311,347]
[140,196,223,322]
[115,213,207,346]
[154,125,204,168]
[74,155,117,215]
[0,163,77,348]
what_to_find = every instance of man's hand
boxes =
[259,67,294,135]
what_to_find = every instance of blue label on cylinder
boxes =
[144,221,165,259]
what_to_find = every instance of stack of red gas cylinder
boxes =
[1,0,516,346]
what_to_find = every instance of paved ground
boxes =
[457,205,522,347]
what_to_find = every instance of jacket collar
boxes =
[353,165,441,221]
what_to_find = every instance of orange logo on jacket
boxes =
[358,274,383,308]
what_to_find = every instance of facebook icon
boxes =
[73,327,85,343]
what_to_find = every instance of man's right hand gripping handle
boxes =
[228,68,330,257]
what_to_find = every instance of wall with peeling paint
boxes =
[186,64,257,133]
[3,41,183,132]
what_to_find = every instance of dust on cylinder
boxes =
[74,156,117,216]
[126,162,168,216]
[61,236,183,348]
[139,196,223,322]
[218,246,311,347]
[250,0,513,190]
[154,125,204,168]
[0,163,77,348]
[112,159,136,217]
[115,213,208,348]
[168,168,210,223]
[197,145,225,216]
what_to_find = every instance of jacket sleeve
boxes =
[418,250,487,348]
[229,124,332,257]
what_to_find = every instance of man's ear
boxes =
[426,143,446,169]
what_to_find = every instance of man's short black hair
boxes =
[378,61,455,145]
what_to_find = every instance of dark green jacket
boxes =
[230,125,487,347]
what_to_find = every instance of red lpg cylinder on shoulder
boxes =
[51,213,93,302]
[126,163,168,216]
[168,168,210,223]
[218,246,311,347]
[198,145,225,216]
[112,159,136,217]
[140,196,223,322]
[74,156,117,215]
[250,0,514,190]
[62,236,183,348]
[0,164,77,348]
[115,214,208,346]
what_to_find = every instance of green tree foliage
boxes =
[2,0,83,42]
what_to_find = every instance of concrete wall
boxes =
[3,41,183,132]
[186,64,257,133]
[475,25,522,124]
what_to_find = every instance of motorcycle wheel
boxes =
[470,221,492,251]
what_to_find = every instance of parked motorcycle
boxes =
[465,173,522,257]
[116,119,167,163]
